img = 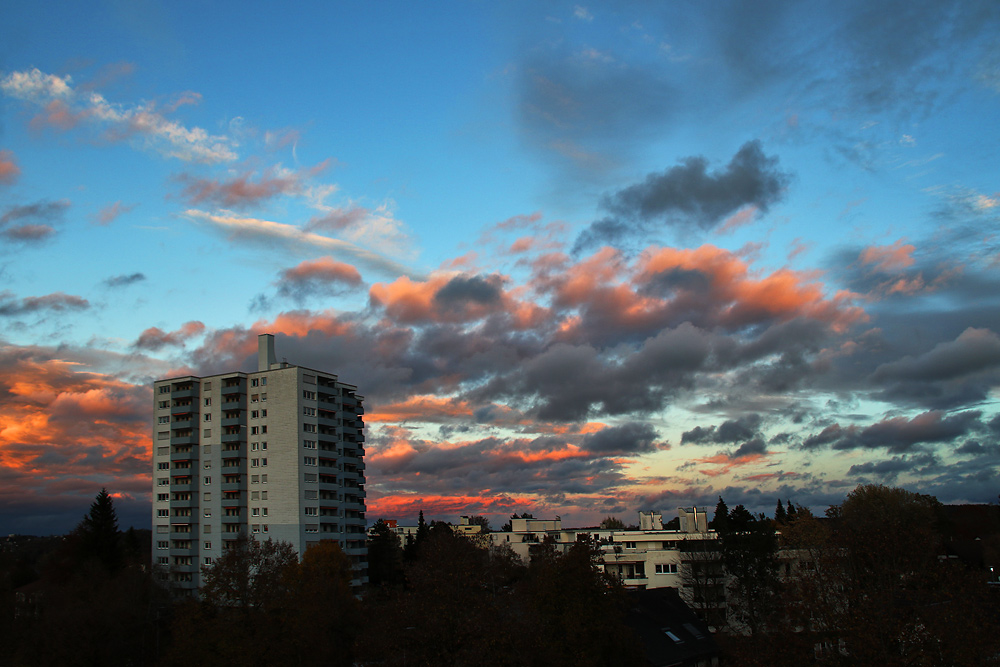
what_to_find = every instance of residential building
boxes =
[152,333,367,594]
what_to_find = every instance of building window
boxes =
[203,428,211,437]
[305,490,318,500]
[158,462,169,470]
[251,378,259,387]
[252,525,260,533]
[157,493,169,502]
[261,458,267,467]
[262,524,269,532]
[251,491,259,500]
[158,431,169,440]
[158,400,169,409]
[303,390,316,400]
[303,423,316,432]
[203,492,211,501]
[204,414,212,421]
[304,457,317,466]
[157,446,169,455]
[305,507,318,516]
[204,524,212,534]
[262,507,268,517]
[204,541,212,549]
[157,541,169,549]
[159,386,170,394]
[157,556,169,565]
[158,509,169,517]
[204,397,211,406]
[303,374,316,384]
[261,441,267,450]
[204,461,212,469]
[204,476,211,485]
[304,473,317,482]
[251,475,259,484]
[158,478,169,486]
[251,426,259,435]
[158,416,170,424]
[251,394,259,403]
[261,393,267,401]
[305,524,319,533]
[251,410,259,419]
[260,377,266,386]
[203,382,211,391]
[261,491,267,500]
[261,474,267,484]
[157,525,169,533]
[204,508,212,517]
[252,508,260,517]
[261,409,267,417]
[304,440,316,449]
[204,445,212,454]
[304,407,316,416]
[204,557,213,565]
[251,459,259,467]
[261,425,267,434]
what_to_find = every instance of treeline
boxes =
[3,485,999,666]
[0,493,641,667]
[710,485,1000,665]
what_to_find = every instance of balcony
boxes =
[170,434,198,446]
[171,387,199,400]
[221,431,244,444]
[221,379,245,395]
[221,395,247,410]
[171,418,195,430]
[170,447,197,462]
[221,416,243,428]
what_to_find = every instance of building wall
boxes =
[152,335,367,594]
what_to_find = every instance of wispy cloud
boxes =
[1,68,237,163]
[182,208,420,278]
[0,150,20,185]
[93,200,137,225]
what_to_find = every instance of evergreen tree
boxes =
[775,499,787,524]
[78,487,123,572]
[712,496,729,531]
[786,499,796,519]
[367,519,404,587]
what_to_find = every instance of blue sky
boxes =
[1,1,999,534]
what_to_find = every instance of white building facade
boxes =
[152,334,367,593]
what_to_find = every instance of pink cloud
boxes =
[0,150,20,185]
[92,200,137,225]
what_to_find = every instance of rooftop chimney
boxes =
[258,334,276,372]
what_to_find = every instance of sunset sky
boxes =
[2,1,999,534]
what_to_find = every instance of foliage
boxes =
[78,487,123,573]
[599,515,626,530]
[367,518,404,587]
[717,503,779,635]
[200,533,297,613]
[467,514,492,532]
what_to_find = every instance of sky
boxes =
[1,1,999,535]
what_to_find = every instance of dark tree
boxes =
[467,515,492,533]
[774,499,787,524]
[786,499,797,519]
[600,516,626,530]
[712,496,729,531]
[78,487,123,572]
[719,505,779,635]
[367,519,404,587]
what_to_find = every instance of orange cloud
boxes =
[280,257,362,286]
[859,239,915,272]
[134,321,206,350]
[0,150,20,185]
[367,395,475,423]
[174,159,330,208]
[367,493,527,520]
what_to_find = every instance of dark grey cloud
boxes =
[0,291,90,316]
[104,272,146,288]
[847,453,939,481]
[580,422,661,456]
[803,410,982,453]
[0,199,70,244]
[433,275,503,307]
[573,141,791,252]
[682,414,763,444]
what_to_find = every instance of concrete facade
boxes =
[152,334,367,593]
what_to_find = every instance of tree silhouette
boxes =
[78,487,123,572]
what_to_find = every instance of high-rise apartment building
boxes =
[152,334,367,593]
